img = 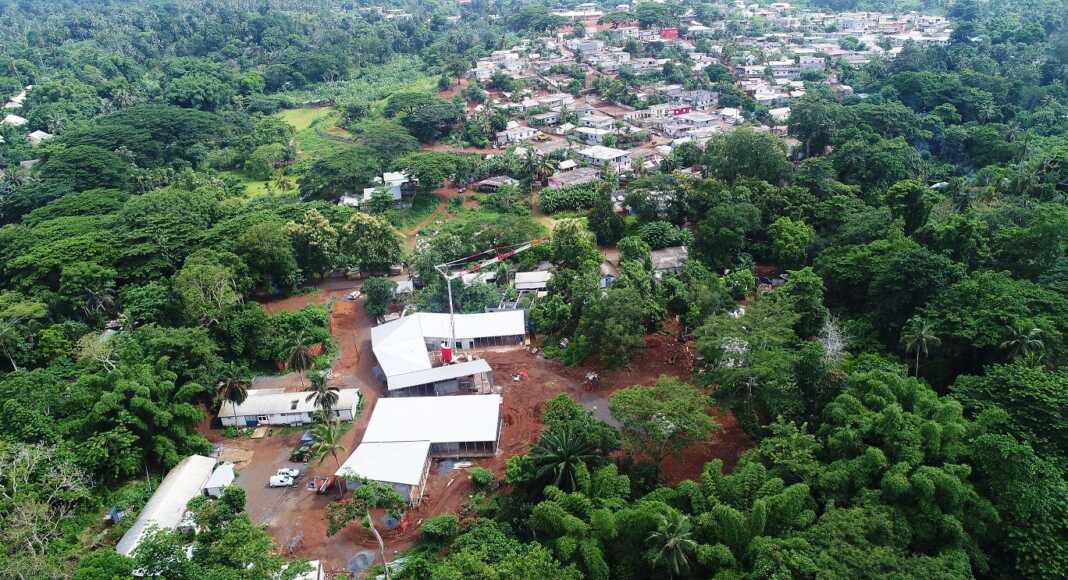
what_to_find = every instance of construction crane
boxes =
[434,238,546,354]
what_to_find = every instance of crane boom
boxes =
[433,238,545,351]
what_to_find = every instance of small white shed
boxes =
[202,462,236,498]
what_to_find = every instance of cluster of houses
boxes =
[1,85,54,150]
[460,2,951,193]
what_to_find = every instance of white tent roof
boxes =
[2,114,27,126]
[371,311,526,377]
[218,388,359,419]
[387,358,492,391]
[116,455,217,556]
[335,441,431,485]
[363,394,502,444]
[203,462,235,491]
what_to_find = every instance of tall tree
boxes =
[901,316,940,376]
[327,479,407,580]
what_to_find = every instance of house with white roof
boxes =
[339,171,414,208]
[116,455,217,556]
[28,130,53,147]
[218,388,360,427]
[576,145,632,172]
[2,114,27,127]
[515,270,552,291]
[371,311,525,395]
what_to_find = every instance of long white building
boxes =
[371,311,525,395]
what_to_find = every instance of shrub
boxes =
[420,514,461,545]
[539,184,600,213]
[469,467,494,491]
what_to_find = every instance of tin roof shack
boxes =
[650,246,689,276]
[116,455,218,556]
[547,166,600,189]
[515,270,552,291]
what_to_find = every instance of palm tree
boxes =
[901,317,940,376]
[305,372,340,419]
[216,363,251,422]
[287,331,315,389]
[1001,325,1045,361]
[647,512,697,578]
[529,425,597,492]
[311,419,348,475]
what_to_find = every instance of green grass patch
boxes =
[278,106,335,132]
[220,170,272,197]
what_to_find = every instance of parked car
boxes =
[290,432,314,462]
[345,290,361,301]
[277,467,302,478]
[269,474,295,488]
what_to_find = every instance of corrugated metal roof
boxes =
[386,358,492,391]
[218,388,359,418]
[335,441,431,486]
[515,271,552,290]
[115,455,217,556]
[363,395,501,444]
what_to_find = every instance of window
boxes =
[290,400,299,410]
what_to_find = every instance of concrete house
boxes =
[576,145,631,172]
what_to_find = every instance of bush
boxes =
[420,514,461,545]
[469,467,494,491]
[638,220,690,250]
[539,184,600,213]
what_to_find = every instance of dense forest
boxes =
[2,0,1068,578]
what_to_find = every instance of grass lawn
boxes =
[278,106,335,132]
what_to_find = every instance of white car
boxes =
[276,467,301,478]
[345,290,361,301]
[269,474,295,488]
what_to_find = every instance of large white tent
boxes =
[116,455,217,556]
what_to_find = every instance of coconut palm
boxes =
[311,419,348,471]
[287,331,315,389]
[901,317,940,376]
[216,362,251,421]
[529,425,597,492]
[647,512,697,578]
[1001,325,1045,361]
[305,372,340,419]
